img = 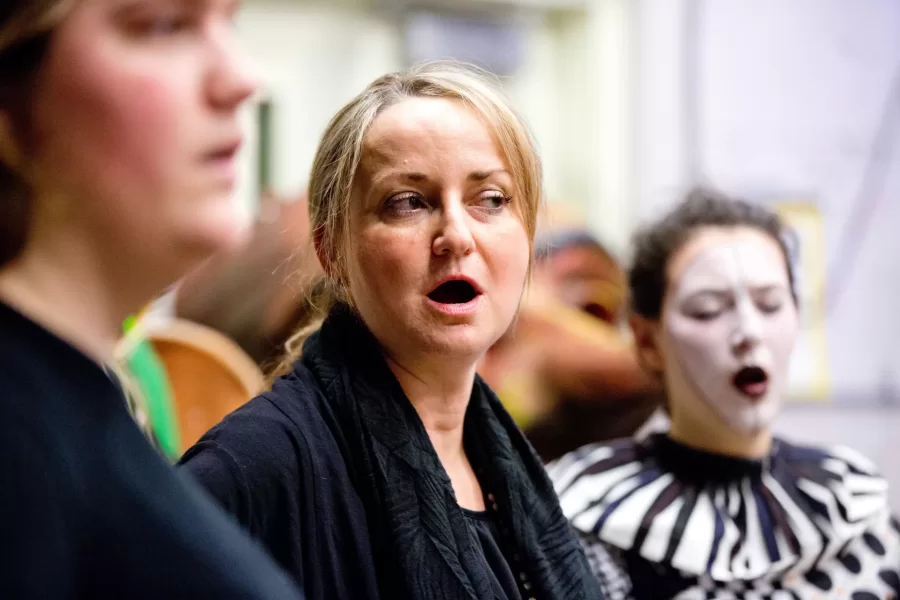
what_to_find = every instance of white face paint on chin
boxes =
[663,231,799,435]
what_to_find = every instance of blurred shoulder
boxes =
[182,362,333,468]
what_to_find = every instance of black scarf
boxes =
[300,305,603,600]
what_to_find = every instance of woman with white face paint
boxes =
[548,188,900,599]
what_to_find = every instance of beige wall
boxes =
[234,0,634,253]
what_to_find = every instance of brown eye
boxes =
[385,194,427,215]
[474,192,511,214]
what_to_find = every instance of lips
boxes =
[732,365,769,398]
[205,139,242,161]
[427,277,482,305]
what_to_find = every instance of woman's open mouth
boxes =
[426,278,482,315]
[732,366,769,399]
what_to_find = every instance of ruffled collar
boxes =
[549,433,894,584]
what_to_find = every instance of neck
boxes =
[667,415,773,459]
[384,352,477,463]
[0,228,159,364]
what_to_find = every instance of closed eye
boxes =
[757,298,784,314]
[682,293,730,321]
[753,287,788,314]
[688,308,723,321]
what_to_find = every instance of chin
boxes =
[728,400,781,435]
[416,325,494,360]
[182,209,252,256]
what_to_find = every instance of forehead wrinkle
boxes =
[361,126,459,183]
[357,131,416,194]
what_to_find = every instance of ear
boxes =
[312,226,335,279]
[629,313,665,376]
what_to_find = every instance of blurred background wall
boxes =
[226,0,899,500]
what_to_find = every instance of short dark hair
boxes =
[532,228,613,263]
[628,186,797,319]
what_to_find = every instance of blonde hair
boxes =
[0,0,73,267]
[268,60,544,381]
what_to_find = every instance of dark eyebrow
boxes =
[749,284,790,297]
[682,284,787,302]
[401,173,428,182]
[683,289,732,301]
[468,169,509,182]
[376,170,509,185]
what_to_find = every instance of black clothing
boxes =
[180,304,603,600]
[0,301,303,599]
[463,509,522,600]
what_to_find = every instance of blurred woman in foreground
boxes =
[0,0,303,597]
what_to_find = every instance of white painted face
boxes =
[662,228,799,434]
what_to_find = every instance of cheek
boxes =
[351,228,422,298]
[763,311,800,357]
[486,222,530,294]
[33,44,190,207]
[665,318,730,366]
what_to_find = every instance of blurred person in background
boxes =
[550,188,899,599]
[479,216,662,462]
[0,0,305,597]
[179,61,604,600]
[175,189,321,368]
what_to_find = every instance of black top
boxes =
[178,369,528,600]
[178,371,380,600]
[462,509,522,600]
[0,301,303,599]
[179,304,603,600]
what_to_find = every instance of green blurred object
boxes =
[122,323,181,460]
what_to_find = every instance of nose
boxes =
[730,298,763,356]
[207,24,258,110]
[432,201,475,257]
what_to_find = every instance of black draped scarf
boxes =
[300,305,603,600]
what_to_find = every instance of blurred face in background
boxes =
[20,0,256,283]
[534,241,625,325]
[656,227,799,436]
[346,96,531,367]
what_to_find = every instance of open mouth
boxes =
[582,302,615,324]
[732,366,769,398]
[427,279,480,305]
